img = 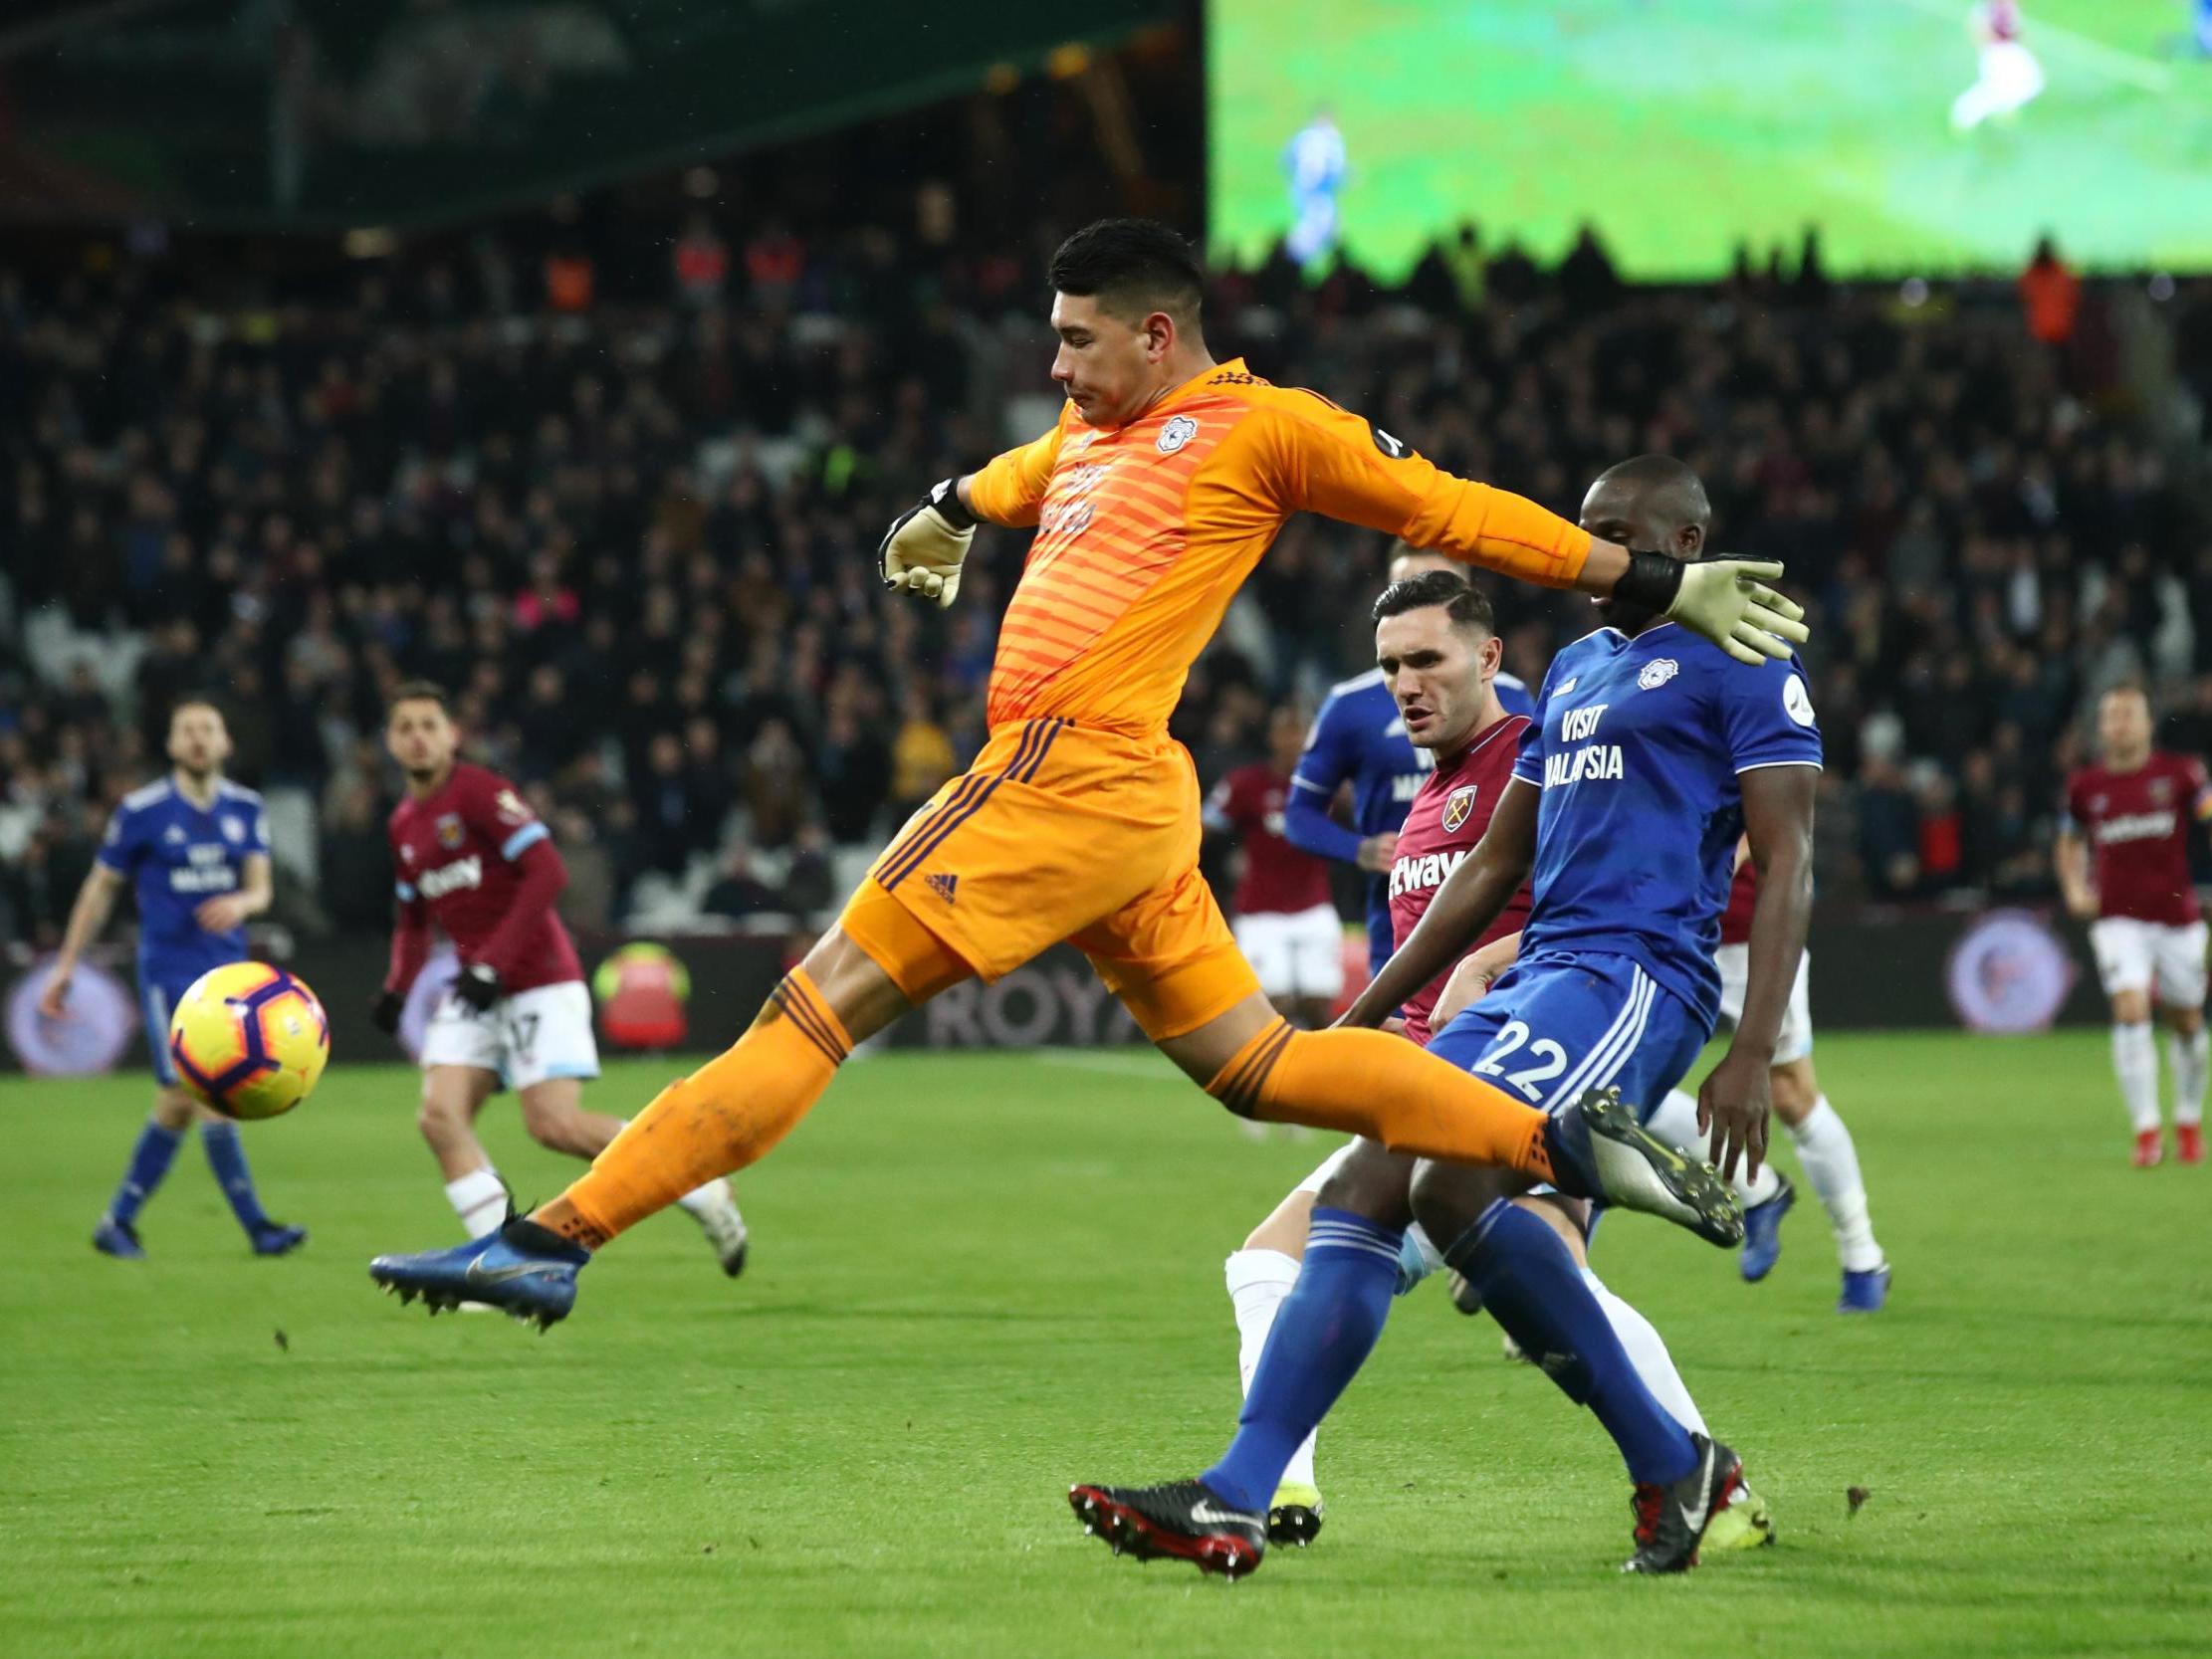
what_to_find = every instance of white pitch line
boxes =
[1885,0,2175,95]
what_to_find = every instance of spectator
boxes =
[318,778,395,933]
[2019,235,2081,346]
[702,842,780,920]
[1858,755,1922,901]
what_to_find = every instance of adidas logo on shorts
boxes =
[924,873,959,905]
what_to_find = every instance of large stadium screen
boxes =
[1208,1,2212,280]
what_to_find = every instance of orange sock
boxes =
[534,970,850,1248]
[1208,1018,1554,1184]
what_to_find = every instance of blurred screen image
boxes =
[1210,0,2212,278]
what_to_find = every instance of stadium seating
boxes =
[3,219,2208,942]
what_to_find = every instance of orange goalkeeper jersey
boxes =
[964,358,1592,735]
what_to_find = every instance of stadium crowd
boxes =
[4,210,2211,947]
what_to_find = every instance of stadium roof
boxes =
[0,0,1172,231]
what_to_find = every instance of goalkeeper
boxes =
[368,219,1805,1340]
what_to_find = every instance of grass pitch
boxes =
[5,1032,2209,1657]
[1211,0,2212,278]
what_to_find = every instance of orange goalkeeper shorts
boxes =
[843,719,1259,1041]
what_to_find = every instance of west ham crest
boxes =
[1441,784,1479,833]
[436,813,466,850]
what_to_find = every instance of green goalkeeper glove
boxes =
[1618,552,1809,666]
[878,479,977,609]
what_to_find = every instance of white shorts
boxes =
[1234,903,1347,1002]
[420,980,600,1092]
[1714,943,1814,1067]
[2089,918,2209,1007]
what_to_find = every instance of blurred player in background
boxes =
[1951,1,2045,132]
[1281,105,1346,266]
[2057,686,2212,1167]
[1207,706,1342,1030]
[369,218,1801,1331]
[373,682,752,1269]
[1285,543,1530,981]
[40,699,305,1260]
[1649,856,1888,1310]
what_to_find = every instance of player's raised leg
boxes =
[515,1068,751,1278]
[1155,986,1737,1237]
[368,888,941,1323]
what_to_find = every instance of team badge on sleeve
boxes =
[1783,677,1816,726]
[1441,784,1479,833]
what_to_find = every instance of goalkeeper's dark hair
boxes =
[386,679,453,718]
[1050,219,1205,326]
[1372,569,1495,636]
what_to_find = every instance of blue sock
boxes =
[199,1121,273,1234]
[108,1120,183,1226]
[1443,1200,1696,1487]
[1202,1208,1401,1513]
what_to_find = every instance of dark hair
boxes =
[1049,219,1205,324]
[386,679,453,717]
[1372,568,1496,634]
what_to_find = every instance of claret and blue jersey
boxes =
[98,776,269,1082]
[1288,667,1532,970]
[1427,625,1822,1118]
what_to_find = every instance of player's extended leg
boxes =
[516,1078,751,1277]
[369,885,961,1324]
[2167,1001,2207,1165]
[195,1100,306,1256]
[93,1084,197,1259]
[1159,992,1739,1239]
[1771,1059,1888,1311]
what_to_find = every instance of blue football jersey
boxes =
[1510,625,1821,1029]
[98,777,270,979]
[1290,668,1534,967]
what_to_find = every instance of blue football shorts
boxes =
[1425,948,1707,1124]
